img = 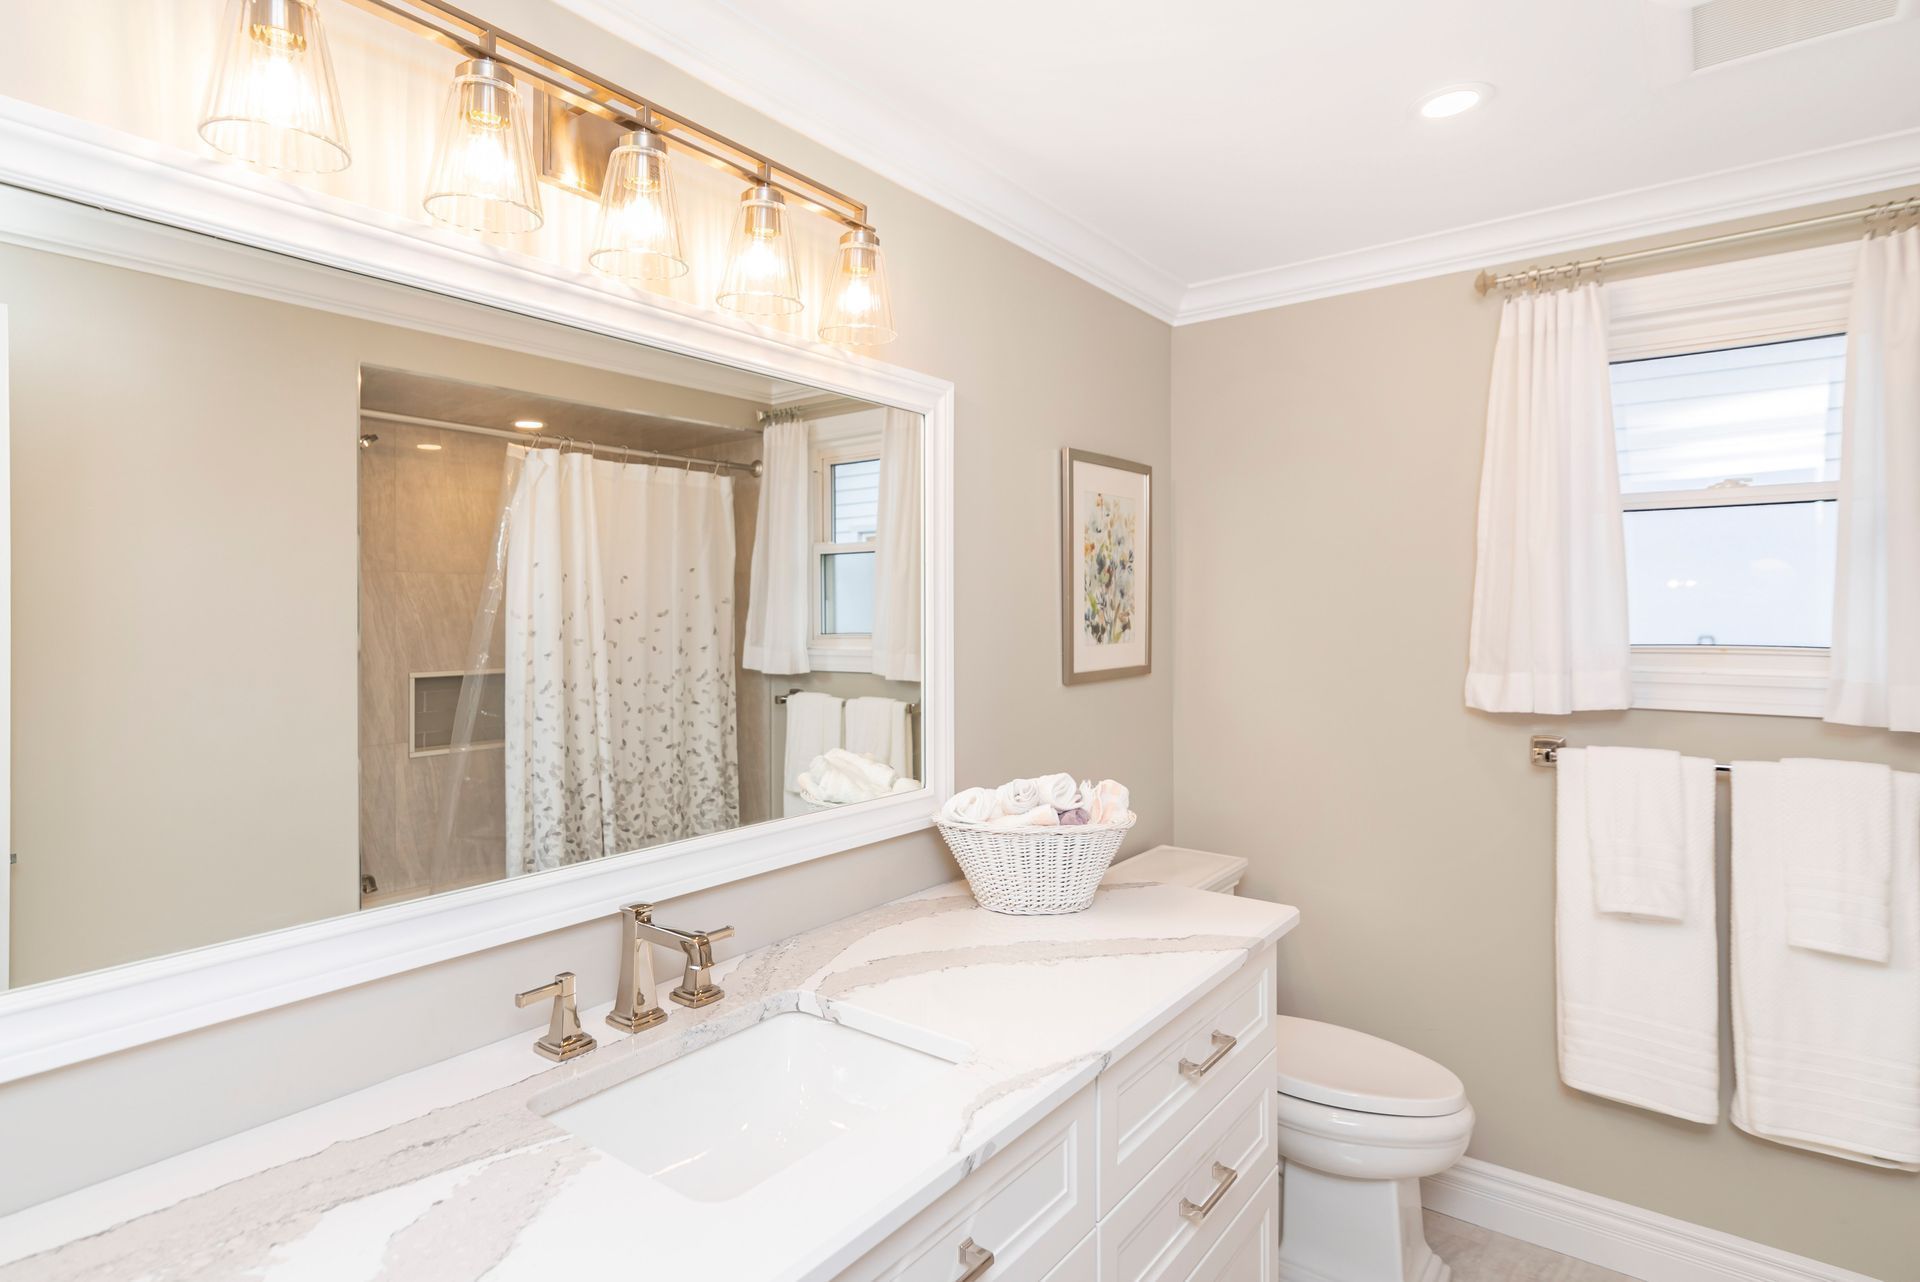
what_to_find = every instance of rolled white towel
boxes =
[996,777,1050,816]
[1089,779,1130,824]
[797,749,915,806]
[940,787,1003,825]
[1034,772,1079,811]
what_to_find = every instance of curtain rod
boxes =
[359,409,763,476]
[1474,196,1920,297]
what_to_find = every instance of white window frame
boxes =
[0,104,954,1082]
[806,410,884,671]
[1606,240,1856,718]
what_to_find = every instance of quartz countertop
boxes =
[0,880,1298,1282]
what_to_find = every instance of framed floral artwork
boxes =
[1061,448,1152,684]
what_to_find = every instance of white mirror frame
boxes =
[0,99,954,1083]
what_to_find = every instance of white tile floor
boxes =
[1424,1212,1641,1282]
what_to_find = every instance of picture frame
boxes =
[1061,448,1152,685]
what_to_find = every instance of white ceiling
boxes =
[563,0,1920,322]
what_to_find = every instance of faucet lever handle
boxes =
[514,971,597,1062]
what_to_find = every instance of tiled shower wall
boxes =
[357,419,509,905]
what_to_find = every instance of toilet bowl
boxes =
[1273,1017,1474,1282]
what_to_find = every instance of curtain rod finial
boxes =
[1473,269,1495,296]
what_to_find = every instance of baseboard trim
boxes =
[1421,1157,1883,1282]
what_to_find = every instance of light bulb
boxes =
[422,58,543,234]
[199,0,351,173]
[588,128,688,282]
[820,227,896,345]
[717,183,803,316]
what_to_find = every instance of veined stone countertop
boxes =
[0,881,1298,1282]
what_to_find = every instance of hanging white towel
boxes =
[1585,746,1688,921]
[781,692,842,817]
[844,695,912,781]
[1781,758,1894,963]
[1556,748,1719,1123]
[1732,763,1920,1170]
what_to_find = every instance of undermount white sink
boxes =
[544,1013,958,1202]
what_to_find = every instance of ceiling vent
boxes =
[1691,0,1900,68]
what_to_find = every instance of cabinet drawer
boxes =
[1039,1230,1097,1282]
[1189,1168,1279,1282]
[843,1083,1095,1282]
[1097,944,1274,1213]
[1099,1050,1277,1282]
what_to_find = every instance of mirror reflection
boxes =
[3,223,923,988]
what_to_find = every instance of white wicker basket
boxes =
[936,812,1137,915]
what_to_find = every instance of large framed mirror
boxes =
[0,146,952,1079]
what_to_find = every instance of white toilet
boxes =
[1272,1017,1474,1282]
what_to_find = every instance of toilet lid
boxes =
[1273,1016,1466,1118]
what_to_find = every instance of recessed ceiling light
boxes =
[415,442,443,451]
[1417,83,1492,119]
[513,419,545,430]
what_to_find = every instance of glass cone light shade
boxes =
[198,0,351,173]
[717,183,803,316]
[422,58,543,235]
[820,227,897,345]
[587,128,688,282]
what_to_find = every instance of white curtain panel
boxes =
[870,408,923,682]
[502,450,739,876]
[743,420,813,674]
[1465,283,1632,714]
[1828,228,1920,733]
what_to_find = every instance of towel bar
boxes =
[1531,735,1731,773]
[773,687,919,714]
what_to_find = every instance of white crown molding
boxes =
[1424,1157,1882,1282]
[547,1,1920,329]
[1177,126,1920,324]
[546,0,1190,323]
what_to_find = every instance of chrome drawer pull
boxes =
[955,1237,995,1281]
[1178,1030,1237,1079]
[1179,1161,1239,1222]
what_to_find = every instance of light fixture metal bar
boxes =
[1475,196,1920,296]
[336,0,871,228]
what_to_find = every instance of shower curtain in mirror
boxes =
[492,447,739,876]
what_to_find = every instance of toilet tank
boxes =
[1103,844,1248,895]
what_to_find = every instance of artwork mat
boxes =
[1060,448,1152,685]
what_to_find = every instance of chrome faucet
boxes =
[615,902,736,1013]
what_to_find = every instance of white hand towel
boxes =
[794,748,913,806]
[1585,746,1688,921]
[845,696,913,781]
[988,805,1060,830]
[940,787,1003,825]
[995,778,1049,816]
[1781,758,1894,962]
[1556,748,1720,1123]
[782,692,843,792]
[1732,764,1920,1169]
[1034,772,1079,811]
[1089,779,1130,824]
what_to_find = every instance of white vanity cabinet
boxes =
[848,944,1280,1282]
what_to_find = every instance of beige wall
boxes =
[0,0,1174,1210]
[1170,202,1920,1277]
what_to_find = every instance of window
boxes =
[1603,240,1856,717]
[1612,335,1844,649]
[807,410,886,668]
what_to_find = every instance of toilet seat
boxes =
[1274,1089,1475,1182]
[1274,1015,1466,1117]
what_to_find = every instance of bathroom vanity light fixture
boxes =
[587,119,689,281]
[1416,83,1492,119]
[819,227,897,346]
[717,180,804,317]
[199,0,352,173]
[203,0,896,343]
[422,55,543,234]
